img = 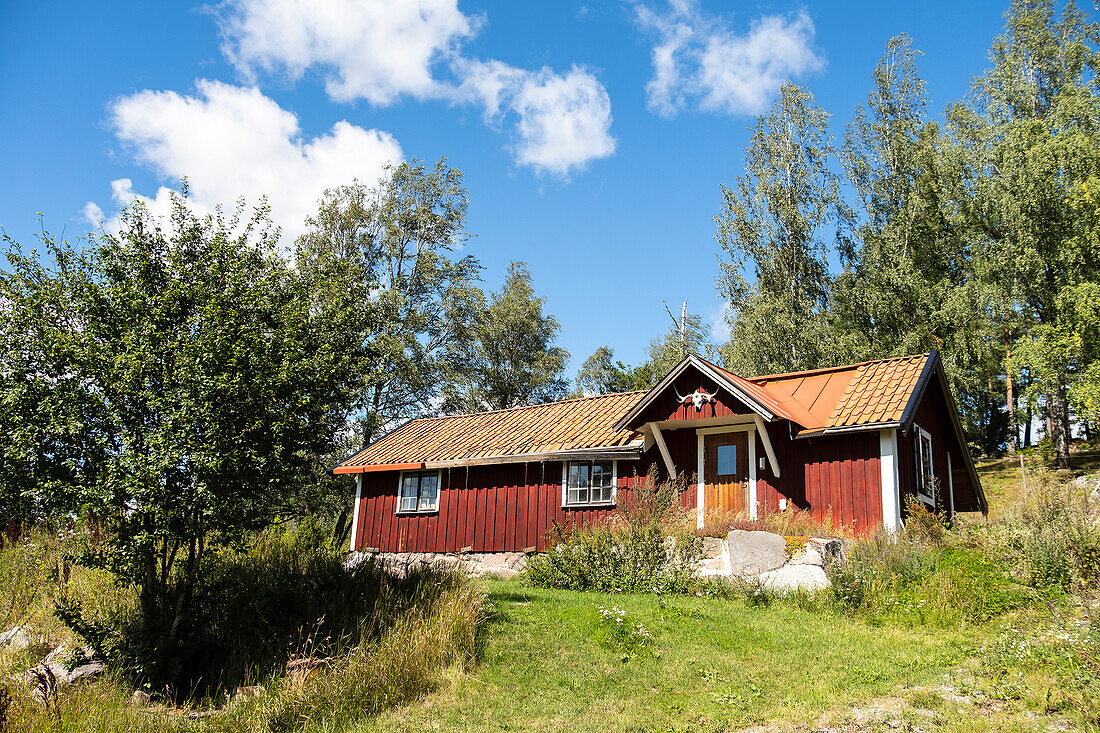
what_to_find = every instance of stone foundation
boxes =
[346,550,528,579]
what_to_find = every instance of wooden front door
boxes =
[704,432,749,515]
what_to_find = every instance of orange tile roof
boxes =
[334,391,646,472]
[750,353,930,435]
[333,353,933,471]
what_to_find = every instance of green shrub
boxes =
[55,517,483,700]
[526,470,702,594]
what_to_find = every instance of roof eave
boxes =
[795,421,902,439]
[335,441,645,474]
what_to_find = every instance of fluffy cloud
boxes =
[217,0,614,176]
[635,1,822,117]
[457,60,616,177]
[220,0,474,105]
[87,80,402,241]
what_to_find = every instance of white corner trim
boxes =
[751,414,780,478]
[696,432,705,530]
[650,423,677,476]
[350,474,363,553]
[879,429,901,533]
[748,429,758,520]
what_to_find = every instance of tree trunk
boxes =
[1024,399,1032,448]
[1049,386,1072,469]
[1005,345,1017,453]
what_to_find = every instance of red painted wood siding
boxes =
[354,417,892,552]
[354,460,644,553]
[637,372,754,424]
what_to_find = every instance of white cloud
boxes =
[217,0,615,175]
[88,80,402,241]
[456,60,616,177]
[220,0,475,105]
[709,301,733,344]
[635,1,822,117]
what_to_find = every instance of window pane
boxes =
[920,434,934,497]
[596,485,612,503]
[400,475,419,512]
[576,486,589,504]
[568,487,580,505]
[716,444,737,476]
[419,473,438,511]
[592,462,612,488]
[568,462,589,489]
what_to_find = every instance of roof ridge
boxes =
[748,352,929,382]
[402,389,648,424]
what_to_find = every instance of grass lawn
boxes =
[366,580,1002,732]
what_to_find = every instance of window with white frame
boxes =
[398,470,440,513]
[914,427,935,506]
[563,461,615,506]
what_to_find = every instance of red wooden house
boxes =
[332,351,986,553]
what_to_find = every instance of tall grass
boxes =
[0,520,486,732]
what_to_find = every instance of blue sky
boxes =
[1,0,1010,374]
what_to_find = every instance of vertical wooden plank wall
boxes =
[354,460,643,553]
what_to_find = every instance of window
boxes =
[914,427,934,506]
[716,444,737,476]
[564,461,615,506]
[398,470,440,513]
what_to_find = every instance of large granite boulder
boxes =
[726,530,787,576]
[757,564,831,592]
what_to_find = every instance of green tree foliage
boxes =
[716,82,850,376]
[442,261,569,412]
[572,346,639,396]
[958,0,1100,465]
[0,192,364,682]
[297,158,483,443]
[835,35,1006,452]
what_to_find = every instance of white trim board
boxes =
[879,429,901,533]
[350,474,363,552]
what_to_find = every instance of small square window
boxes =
[716,444,737,476]
[565,461,615,506]
[398,471,440,513]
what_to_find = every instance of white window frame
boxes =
[914,426,935,507]
[561,460,617,508]
[396,469,442,514]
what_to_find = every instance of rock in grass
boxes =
[131,690,152,706]
[0,626,32,652]
[726,530,787,576]
[757,563,830,592]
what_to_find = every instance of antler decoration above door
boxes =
[673,385,718,412]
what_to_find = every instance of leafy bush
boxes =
[526,470,702,593]
[56,518,483,699]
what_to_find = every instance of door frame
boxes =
[696,424,757,528]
